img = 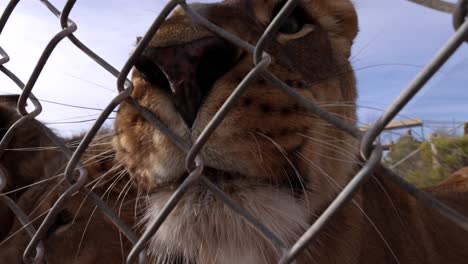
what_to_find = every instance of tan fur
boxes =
[114,0,361,262]
[113,0,468,263]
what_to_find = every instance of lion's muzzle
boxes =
[135,36,241,127]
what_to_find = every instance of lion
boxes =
[0,170,140,264]
[0,99,62,240]
[429,167,468,192]
[0,101,142,263]
[112,0,468,263]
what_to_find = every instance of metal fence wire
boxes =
[0,0,467,263]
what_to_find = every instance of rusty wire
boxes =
[0,0,467,263]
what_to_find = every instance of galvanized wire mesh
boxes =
[0,0,467,263]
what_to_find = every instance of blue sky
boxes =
[0,0,466,137]
[355,0,467,126]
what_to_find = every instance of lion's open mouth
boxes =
[135,37,243,127]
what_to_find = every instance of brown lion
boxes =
[0,170,139,264]
[111,0,468,263]
[0,100,61,240]
[0,101,141,263]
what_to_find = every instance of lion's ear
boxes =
[330,0,358,43]
[314,0,358,57]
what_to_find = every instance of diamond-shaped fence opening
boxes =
[0,0,467,263]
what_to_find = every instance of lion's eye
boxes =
[273,3,313,36]
[279,17,302,34]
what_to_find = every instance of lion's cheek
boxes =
[148,132,186,184]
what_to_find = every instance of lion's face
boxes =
[114,0,358,262]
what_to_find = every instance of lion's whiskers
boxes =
[73,168,129,262]
[3,132,115,152]
[296,133,360,164]
[1,141,117,197]
[257,132,311,211]
[76,169,120,221]
[131,185,153,232]
[74,205,98,262]
[295,152,401,264]
[0,206,53,246]
[0,174,63,197]
[84,163,123,189]
[116,178,134,263]
[27,178,67,218]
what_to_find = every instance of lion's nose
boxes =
[135,37,241,127]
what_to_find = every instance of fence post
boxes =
[429,133,441,169]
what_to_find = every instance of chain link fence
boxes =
[0,0,467,263]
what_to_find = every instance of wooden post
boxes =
[429,133,441,169]
[464,122,468,136]
[406,129,413,137]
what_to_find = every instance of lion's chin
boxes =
[144,171,311,264]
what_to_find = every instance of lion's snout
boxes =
[135,36,241,127]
